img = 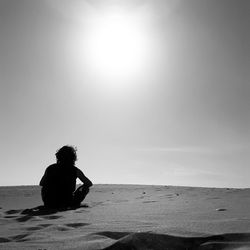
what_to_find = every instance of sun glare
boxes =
[85,12,149,77]
[68,8,154,91]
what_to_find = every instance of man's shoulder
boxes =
[46,163,58,171]
[74,166,82,173]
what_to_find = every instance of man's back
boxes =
[41,163,78,207]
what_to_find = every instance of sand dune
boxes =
[0,185,250,249]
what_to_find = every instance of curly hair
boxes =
[55,145,77,164]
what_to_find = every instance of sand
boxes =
[0,184,250,249]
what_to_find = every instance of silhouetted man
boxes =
[40,145,93,208]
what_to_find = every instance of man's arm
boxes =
[76,169,93,187]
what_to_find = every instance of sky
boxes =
[0,0,249,187]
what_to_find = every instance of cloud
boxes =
[135,144,249,154]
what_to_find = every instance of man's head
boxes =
[56,145,77,165]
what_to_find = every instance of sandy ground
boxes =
[0,184,250,249]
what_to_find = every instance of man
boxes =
[40,145,93,208]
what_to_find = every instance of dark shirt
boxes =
[41,163,78,207]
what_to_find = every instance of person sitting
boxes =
[39,145,93,208]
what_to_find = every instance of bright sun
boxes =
[85,12,149,78]
[69,8,153,91]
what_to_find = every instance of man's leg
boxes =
[72,185,90,206]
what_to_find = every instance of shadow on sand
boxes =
[4,204,89,223]
[20,204,88,216]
